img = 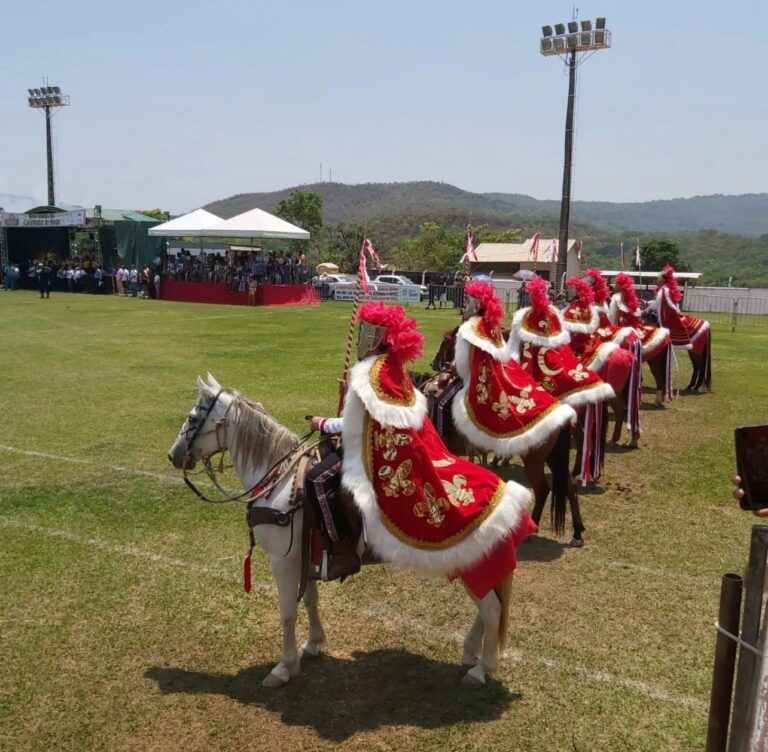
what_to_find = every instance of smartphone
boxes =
[735,425,768,511]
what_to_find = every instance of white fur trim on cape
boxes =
[560,381,615,409]
[641,326,670,358]
[457,317,509,362]
[349,355,427,430]
[585,341,618,374]
[510,307,571,351]
[562,306,599,335]
[608,294,636,325]
[451,394,576,458]
[610,326,636,347]
[340,389,532,576]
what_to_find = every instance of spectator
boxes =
[66,265,75,292]
[154,270,161,300]
[95,266,104,293]
[129,266,139,297]
[38,263,52,299]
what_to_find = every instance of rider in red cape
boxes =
[655,265,710,352]
[584,268,637,347]
[609,273,670,361]
[451,279,575,458]
[316,302,537,599]
[509,276,614,408]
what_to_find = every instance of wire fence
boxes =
[682,293,768,330]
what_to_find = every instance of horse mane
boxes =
[228,392,299,472]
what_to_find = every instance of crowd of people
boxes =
[161,249,310,289]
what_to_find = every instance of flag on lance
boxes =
[358,238,382,296]
[460,225,477,264]
[529,232,541,262]
[634,243,641,268]
[620,242,625,270]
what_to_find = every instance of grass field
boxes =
[2,290,768,752]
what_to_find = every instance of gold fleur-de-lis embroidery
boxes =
[492,391,512,419]
[413,483,451,527]
[374,426,413,461]
[538,317,550,332]
[442,474,475,507]
[476,382,489,404]
[378,460,416,497]
[568,364,590,382]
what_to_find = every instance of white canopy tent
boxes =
[148,208,222,237]
[202,208,310,241]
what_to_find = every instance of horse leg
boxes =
[609,394,626,445]
[301,579,326,658]
[461,576,513,686]
[567,481,585,547]
[572,411,584,479]
[523,451,549,531]
[263,554,303,688]
[461,614,484,671]
[647,351,667,406]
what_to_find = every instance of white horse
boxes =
[168,374,516,688]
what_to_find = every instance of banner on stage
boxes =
[1,210,87,228]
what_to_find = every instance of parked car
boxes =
[372,274,428,297]
[310,273,358,288]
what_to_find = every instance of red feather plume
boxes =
[660,264,683,303]
[465,280,505,331]
[615,272,641,312]
[566,276,595,306]
[525,276,550,314]
[357,302,424,363]
[586,267,610,304]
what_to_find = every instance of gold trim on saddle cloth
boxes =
[369,356,417,407]
[464,392,563,439]
[362,414,507,550]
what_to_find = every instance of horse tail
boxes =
[495,572,514,652]
[547,426,571,537]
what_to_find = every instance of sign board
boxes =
[1,210,86,228]
[332,284,421,303]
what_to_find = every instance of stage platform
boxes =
[159,280,320,307]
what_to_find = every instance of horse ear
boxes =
[206,372,222,390]
[197,375,210,394]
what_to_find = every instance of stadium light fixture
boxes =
[542,25,553,37]
[26,81,71,207]
[538,17,611,292]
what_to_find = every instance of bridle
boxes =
[180,389,316,505]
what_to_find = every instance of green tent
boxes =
[89,209,164,269]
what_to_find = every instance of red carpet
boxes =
[159,281,320,307]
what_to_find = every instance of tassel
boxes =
[243,528,255,593]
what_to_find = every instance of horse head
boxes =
[168,373,233,469]
[431,327,459,372]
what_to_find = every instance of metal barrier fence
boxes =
[683,294,768,330]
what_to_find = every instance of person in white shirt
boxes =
[129,267,139,297]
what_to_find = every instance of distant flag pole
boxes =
[338,225,380,414]
[620,242,625,271]
[634,240,641,280]
[575,240,584,270]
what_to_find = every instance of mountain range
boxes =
[204,181,768,238]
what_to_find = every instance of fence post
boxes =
[731,299,739,333]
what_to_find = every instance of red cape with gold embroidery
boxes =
[655,287,710,353]
[608,293,670,361]
[451,316,575,457]
[341,352,536,597]
[561,301,619,375]
[510,305,615,408]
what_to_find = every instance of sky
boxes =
[2,0,766,213]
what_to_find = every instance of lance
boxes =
[337,223,369,415]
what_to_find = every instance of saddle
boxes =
[422,371,461,436]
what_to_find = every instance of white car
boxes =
[311,273,358,288]
[372,274,428,296]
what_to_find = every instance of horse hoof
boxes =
[459,659,478,675]
[461,664,487,686]
[568,536,584,548]
[262,670,290,688]
[301,641,323,659]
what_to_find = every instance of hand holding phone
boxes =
[734,425,768,512]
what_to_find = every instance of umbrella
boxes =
[315,262,339,275]
[513,269,538,281]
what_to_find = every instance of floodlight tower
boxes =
[27,84,70,207]
[541,18,610,291]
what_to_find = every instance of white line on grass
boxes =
[0,515,705,712]
[0,445,181,484]
[0,443,719,584]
